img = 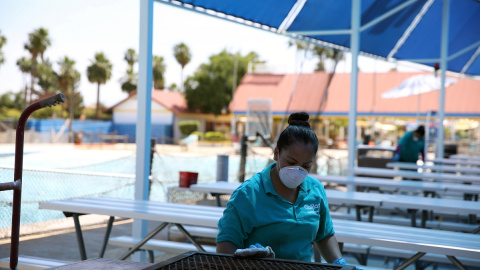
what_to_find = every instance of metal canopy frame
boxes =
[134,0,470,240]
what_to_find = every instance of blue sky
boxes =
[0,0,425,107]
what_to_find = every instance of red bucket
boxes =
[179,171,199,188]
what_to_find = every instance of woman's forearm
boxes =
[314,235,343,263]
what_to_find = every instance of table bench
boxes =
[427,158,480,167]
[0,255,70,270]
[108,235,216,262]
[167,226,480,268]
[346,167,480,184]
[189,182,480,229]
[39,197,480,270]
[387,161,480,175]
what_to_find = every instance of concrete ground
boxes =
[0,218,185,269]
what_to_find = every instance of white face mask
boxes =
[278,165,308,189]
[413,136,419,142]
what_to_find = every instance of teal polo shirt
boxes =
[398,131,425,163]
[216,162,335,262]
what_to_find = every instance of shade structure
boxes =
[134,0,480,222]
[381,74,457,99]
[154,0,480,76]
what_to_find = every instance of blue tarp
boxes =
[156,0,480,76]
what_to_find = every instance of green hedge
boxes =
[191,131,205,140]
[178,120,200,136]
[205,131,224,141]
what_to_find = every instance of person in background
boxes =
[216,112,354,267]
[393,125,425,163]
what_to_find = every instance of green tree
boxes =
[16,56,32,107]
[0,30,6,69]
[152,55,166,89]
[0,91,23,120]
[36,59,58,94]
[87,52,113,119]
[57,57,82,138]
[23,27,51,102]
[173,42,191,92]
[184,49,260,115]
[120,48,137,93]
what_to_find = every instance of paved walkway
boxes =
[0,219,183,268]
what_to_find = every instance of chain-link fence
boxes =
[0,150,270,239]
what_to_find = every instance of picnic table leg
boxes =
[368,206,374,222]
[212,193,222,207]
[98,216,115,258]
[468,214,477,224]
[446,256,467,270]
[119,222,169,260]
[421,210,428,228]
[408,209,417,227]
[394,252,426,270]
[174,223,206,252]
[355,206,362,221]
[72,214,87,260]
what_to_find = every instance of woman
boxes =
[216,112,348,265]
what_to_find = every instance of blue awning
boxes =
[156,0,480,76]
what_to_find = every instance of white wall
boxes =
[113,96,174,125]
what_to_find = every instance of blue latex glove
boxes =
[332,257,363,270]
[333,257,348,265]
[392,154,400,162]
[234,243,275,258]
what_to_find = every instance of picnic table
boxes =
[387,162,480,175]
[346,167,480,184]
[312,174,480,199]
[449,154,480,161]
[39,197,480,270]
[188,182,381,222]
[189,182,480,228]
[427,158,480,167]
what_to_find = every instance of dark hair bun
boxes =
[288,112,310,128]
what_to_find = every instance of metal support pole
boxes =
[437,0,450,158]
[134,0,154,262]
[347,0,361,191]
[238,135,247,182]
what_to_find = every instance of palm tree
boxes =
[24,27,51,102]
[152,55,166,89]
[0,30,6,69]
[87,52,113,119]
[58,56,80,142]
[124,48,138,70]
[120,48,137,93]
[173,42,191,92]
[36,59,58,94]
[16,56,32,107]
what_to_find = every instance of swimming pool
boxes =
[0,147,270,231]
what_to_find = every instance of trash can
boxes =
[357,145,395,168]
[357,145,395,179]
[444,144,458,158]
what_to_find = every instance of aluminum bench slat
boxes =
[109,236,217,254]
[0,255,70,270]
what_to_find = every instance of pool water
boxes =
[0,148,270,230]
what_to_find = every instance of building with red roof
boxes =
[230,71,480,146]
[106,89,230,143]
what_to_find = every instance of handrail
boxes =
[0,93,65,270]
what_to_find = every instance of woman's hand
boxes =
[234,243,275,258]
